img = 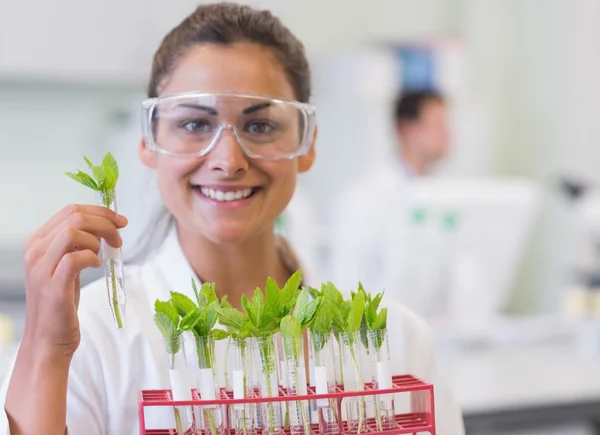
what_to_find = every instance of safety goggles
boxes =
[141,91,317,160]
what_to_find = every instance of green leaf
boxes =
[83,155,95,170]
[282,270,302,313]
[322,282,344,306]
[371,292,384,312]
[365,302,377,329]
[66,171,99,190]
[212,329,230,340]
[241,294,255,326]
[92,165,107,187]
[293,287,310,322]
[170,291,197,317]
[180,308,202,331]
[201,282,218,306]
[294,287,320,329]
[218,308,247,331]
[280,315,302,339]
[346,289,366,333]
[154,312,180,353]
[103,165,117,191]
[251,288,265,328]
[373,308,387,330]
[154,300,180,329]
[205,301,219,333]
[102,152,119,181]
[265,277,282,316]
[306,286,321,300]
[258,312,279,331]
[311,298,333,336]
[220,295,232,309]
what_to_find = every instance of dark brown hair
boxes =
[147,2,311,102]
[394,89,445,125]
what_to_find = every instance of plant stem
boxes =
[169,352,183,434]
[375,395,383,431]
[335,336,344,385]
[291,366,311,435]
[205,409,217,435]
[225,337,231,390]
[174,408,184,434]
[109,259,123,329]
[241,342,248,435]
[260,341,276,435]
[349,347,365,435]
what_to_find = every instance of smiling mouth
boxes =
[193,186,259,202]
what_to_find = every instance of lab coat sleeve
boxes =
[386,299,465,435]
[0,328,107,435]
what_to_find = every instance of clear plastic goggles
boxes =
[141,92,317,160]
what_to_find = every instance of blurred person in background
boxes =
[329,89,451,299]
[0,4,464,435]
[394,89,450,178]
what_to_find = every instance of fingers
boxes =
[30,204,127,242]
[45,228,102,274]
[54,250,102,284]
[44,212,124,250]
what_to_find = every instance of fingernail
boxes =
[118,215,128,225]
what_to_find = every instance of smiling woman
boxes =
[0,2,464,435]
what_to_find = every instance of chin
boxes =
[200,222,261,245]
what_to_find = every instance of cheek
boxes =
[154,158,195,196]
[263,161,298,201]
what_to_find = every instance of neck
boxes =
[176,223,290,310]
[400,146,428,176]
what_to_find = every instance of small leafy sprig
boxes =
[308,282,342,350]
[352,283,387,352]
[280,287,320,358]
[154,300,183,357]
[66,152,119,206]
[238,270,303,338]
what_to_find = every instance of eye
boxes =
[245,121,276,134]
[181,119,213,133]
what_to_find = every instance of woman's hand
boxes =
[21,204,128,357]
[4,204,128,435]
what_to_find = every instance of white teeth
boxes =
[199,187,254,202]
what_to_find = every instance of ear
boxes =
[298,127,317,173]
[138,138,157,169]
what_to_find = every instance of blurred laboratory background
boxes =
[2,0,600,433]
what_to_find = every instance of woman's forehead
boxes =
[158,43,296,100]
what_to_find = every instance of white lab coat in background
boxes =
[0,224,464,435]
[329,158,414,296]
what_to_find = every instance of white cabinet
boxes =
[0,0,288,84]
[0,0,159,84]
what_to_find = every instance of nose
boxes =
[206,126,250,176]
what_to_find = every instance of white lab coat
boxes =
[0,224,464,434]
[277,185,324,281]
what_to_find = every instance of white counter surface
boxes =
[436,318,600,416]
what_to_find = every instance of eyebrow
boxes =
[243,102,272,114]
[175,101,272,115]
[177,104,218,115]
